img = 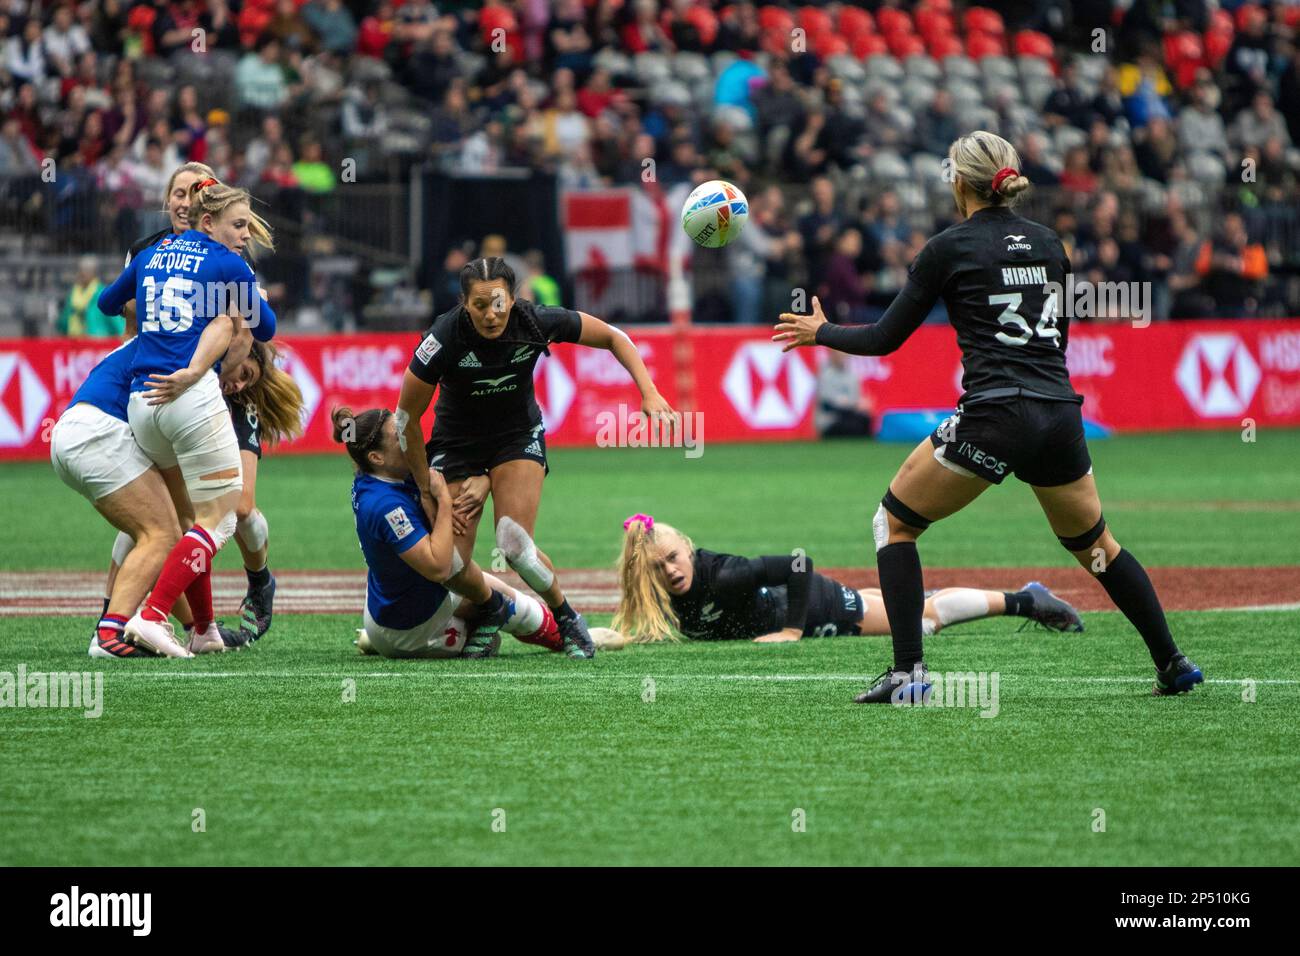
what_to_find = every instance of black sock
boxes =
[1095,549,1179,669]
[1002,591,1033,617]
[552,599,576,622]
[481,590,505,616]
[877,542,926,670]
[245,564,271,590]
[101,597,110,617]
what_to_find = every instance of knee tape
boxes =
[931,589,990,627]
[394,408,410,452]
[449,548,465,579]
[495,516,555,592]
[872,504,890,552]
[190,470,243,503]
[503,591,544,636]
[112,531,135,566]
[207,510,238,551]
[236,510,268,552]
[1058,515,1106,552]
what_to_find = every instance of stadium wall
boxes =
[1,321,1299,459]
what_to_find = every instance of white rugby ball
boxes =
[589,627,628,651]
[681,180,749,248]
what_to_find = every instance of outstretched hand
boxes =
[773,296,828,353]
[142,367,201,405]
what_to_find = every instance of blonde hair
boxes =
[189,177,275,257]
[163,161,215,210]
[235,341,304,447]
[612,519,693,643]
[947,130,1030,207]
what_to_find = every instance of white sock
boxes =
[502,592,544,636]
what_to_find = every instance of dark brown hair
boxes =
[331,405,391,473]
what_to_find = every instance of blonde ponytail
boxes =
[189,177,275,257]
[612,518,693,643]
[947,130,1030,207]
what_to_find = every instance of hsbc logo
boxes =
[1175,334,1261,417]
[0,353,51,447]
[533,353,574,430]
[722,342,814,428]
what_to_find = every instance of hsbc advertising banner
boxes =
[2,320,1299,460]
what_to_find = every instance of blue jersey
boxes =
[97,229,276,392]
[67,337,138,423]
[351,472,448,630]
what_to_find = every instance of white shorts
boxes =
[363,594,466,659]
[50,403,155,502]
[127,370,242,503]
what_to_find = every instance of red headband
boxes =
[194,177,218,190]
[991,167,1020,193]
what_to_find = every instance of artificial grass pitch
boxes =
[1,608,1296,866]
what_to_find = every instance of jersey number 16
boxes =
[989,293,1060,348]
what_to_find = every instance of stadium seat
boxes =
[711,50,739,76]
[758,5,795,33]
[799,6,834,38]
[1052,125,1087,154]
[914,9,956,43]
[836,6,874,40]
[852,32,890,59]
[963,7,1006,38]
[941,53,980,82]
[864,53,905,82]
[947,82,984,110]
[1017,55,1054,83]
[827,54,867,83]
[815,33,850,58]
[927,33,965,59]
[910,151,946,182]
[886,32,926,58]
[1208,8,1234,35]
[1164,31,1204,88]
[966,31,1007,59]
[635,52,672,85]
[684,6,720,46]
[901,77,937,106]
[673,52,712,83]
[876,8,914,37]
[904,54,943,82]
[593,48,634,80]
[871,149,911,180]
[980,55,1018,84]
[1202,29,1232,69]
[1234,4,1267,31]
[1014,30,1055,62]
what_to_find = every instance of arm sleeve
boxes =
[225,258,276,342]
[535,305,583,343]
[748,555,814,633]
[813,238,944,356]
[408,329,445,386]
[96,257,138,317]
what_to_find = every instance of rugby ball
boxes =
[681,180,749,248]
[589,627,628,651]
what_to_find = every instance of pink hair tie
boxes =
[991,167,1020,194]
[623,513,654,532]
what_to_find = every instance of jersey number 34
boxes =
[988,293,1060,348]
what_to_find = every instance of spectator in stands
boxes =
[1100,145,1141,195]
[432,243,472,315]
[1118,49,1173,129]
[914,89,959,159]
[706,117,751,183]
[430,83,474,168]
[172,84,207,163]
[1088,64,1126,130]
[236,34,289,111]
[342,81,389,141]
[577,67,621,118]
[261,141,300,189]
[480,234,529,284]
[1178,71,1228,161]
[1133,115,1178,183]
[549,0,595,74]
[622,0,673,54]
[727,186,786,324]
[0,115,40,178]
[815,351,873,439]
[1043,59,1091,129]
[245,114,284,182]
[1197,213,1268,318]
[1060,144,1098,195]
[1223,5,1279,115]
[797,175,842,288]
[292,136,335,193]
[863,89,908,153]
[133,137,171,201]
[270,0,320,54]
[358,2,396,58]
[521,249,562,306]
[405,27,461,105]
[5,19,46,86]
[44,3,91,79]
[821,227,870,325]
[753,60,802,157]
[1230,91,1293,152]
[302,0,358,56]
[1019,131,1060,185]
[864,189,910,249]
[57,256,119,338]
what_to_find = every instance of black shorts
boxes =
[929,397,1091,487]
[427,424,549,483]
[767,576,865,637]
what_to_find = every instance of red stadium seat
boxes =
[886,32,926,58]
[759,5,795,34]
[1209,9,1234,35]
[926,32,964,59]
[1014,30,1054,61]
[799,6,833,37]
[837,6,874,40]
[965,31,1006,59]
[876,8,914,37]
[915,9,955,42]
[815,33,850,58]
[1203,29,1232,69]
[685,7,720,47]
[920,0,954,12]
[1234,4,1267,32]
[479,5,518,37]
[1282,6,1300,29]
[852,32,890,59]
[1163,31,1203,88]
[963,7,1005,38]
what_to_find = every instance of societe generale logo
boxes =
[722,342,815,428]
[1175,334,1261,417]
[0,353,51,447]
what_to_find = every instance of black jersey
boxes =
[817,206,1081,404]
[407,299,583,444]
[126,228,171,266]
[227,396,262,459]
[670,549,854,640]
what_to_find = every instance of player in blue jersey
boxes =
[332,406,570,659]
[50,316,237,658]
[97,178,277,659]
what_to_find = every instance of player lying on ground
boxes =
[333,406,573,659]
[605,513,1082,648]
[397,256,679,659]
[109,161,285,647]
[98,178,277,658]
[775,130,1203,702]
[50,315,238,657]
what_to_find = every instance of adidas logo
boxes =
[523,440,542,456]
[459,352,481,368]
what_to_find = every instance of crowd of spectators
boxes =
[4,0,1300,326]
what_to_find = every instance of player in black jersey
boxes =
[775,130,1203,702]
[397,256,678,659]
[608,514,1082,645]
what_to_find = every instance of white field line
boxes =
[46,671,1300,686]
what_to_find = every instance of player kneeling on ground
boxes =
[607,513,1082,646]
[333,406,573,659]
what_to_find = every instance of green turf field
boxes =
[1,431,1298,866]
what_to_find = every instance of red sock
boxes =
[184,569,214,633]
[97,613,129,642]
[143,526,215,624]
[514,605,563,652]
